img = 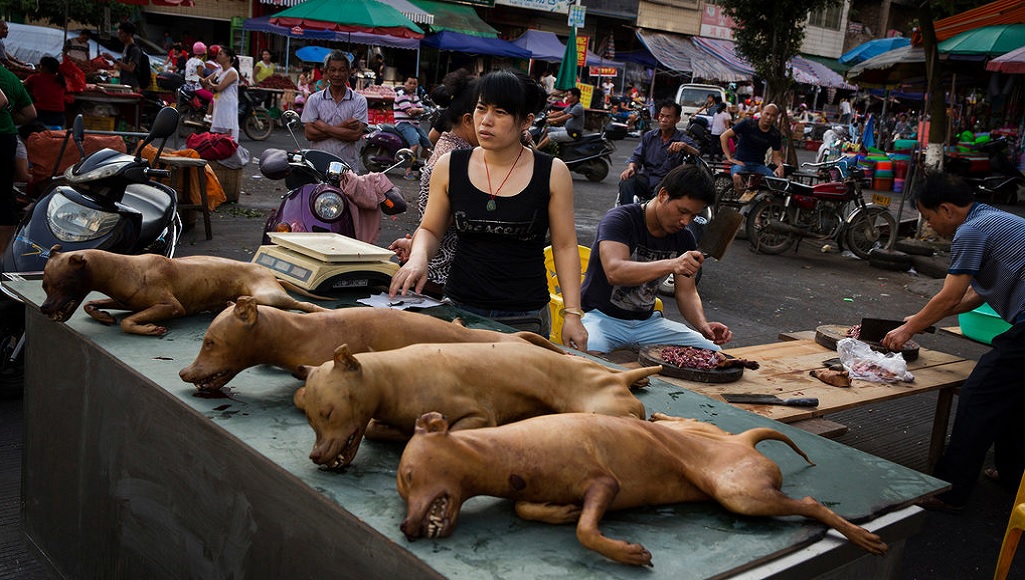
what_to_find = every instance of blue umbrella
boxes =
[839,37,911,65]
[295,45,353,64]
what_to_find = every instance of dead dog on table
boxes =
[398,411,889,567]
[292,342,658,470]
[179,296,565,391]
[40,247,327,336]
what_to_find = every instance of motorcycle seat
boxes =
[123,184,176,243]
[764,176,815,196]
[576,133,607,144]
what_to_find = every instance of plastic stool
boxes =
[995,471,1025,579]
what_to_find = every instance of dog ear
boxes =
[293,386,307,410]
[68,254,86,268]
[49,244,63,255]
[332,344,361,372]
[450,317,465,327]
[415,411,449,435]
[234,296,259,324]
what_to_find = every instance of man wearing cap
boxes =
[301,50,367,170]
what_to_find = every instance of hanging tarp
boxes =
[422,31,531,59]
[690,37,756,77]
[635,30,750,82]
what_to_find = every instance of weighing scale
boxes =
[252,233,399,292]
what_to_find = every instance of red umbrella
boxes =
[987,45,1025,74]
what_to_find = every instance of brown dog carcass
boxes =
[293,342,656,469]
[39,247,326,336]
[180,297,565,391]
[398,412,888,567]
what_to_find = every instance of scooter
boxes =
[261,110,412,245]
[0,107,183,396]
[946,137,1025,205]
[170,78,275,141]
[529,109,616,182]
[360,95,438,173]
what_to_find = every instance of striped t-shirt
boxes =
[949,202,1025,324]
[393,89,421,125]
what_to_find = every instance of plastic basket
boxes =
[211,162,242,203]
[959,303,1012,345]
[83,116,115,131]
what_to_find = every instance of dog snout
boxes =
[400,518,422,540]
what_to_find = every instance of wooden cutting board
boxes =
[638,345,744,383]
[815,324,919,361]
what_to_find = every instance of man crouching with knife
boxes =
[882,170,1025,513]
[579,163,732,356]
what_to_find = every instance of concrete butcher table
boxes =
[7,281,946,579]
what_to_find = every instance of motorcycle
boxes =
[529,108,616,182]
[946,137,1025,205]
[171,79,275,141]
[745,156,897,259]
[360,94,439,173]
[261,110,412,245]
[0,107,183,396]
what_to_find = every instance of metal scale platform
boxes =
[252,233,399,292]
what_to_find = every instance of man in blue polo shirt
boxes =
[883,171,1025,513]
[616,100,699,206]
[719,103,785,196]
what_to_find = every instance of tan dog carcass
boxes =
[293,342,656,469]
[40,248,327,336]
[180,297,566,390]
[398,412,888,567]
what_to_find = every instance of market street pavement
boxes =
[2,127,1023,579]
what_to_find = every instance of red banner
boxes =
[576,34,588,68]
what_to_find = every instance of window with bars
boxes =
[808,3,843,30]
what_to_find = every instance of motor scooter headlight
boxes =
[46,191,121,242]
[311,190,345,221]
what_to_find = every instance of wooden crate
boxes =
[211,162,242,203]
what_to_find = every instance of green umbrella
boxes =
[555,26,578,91]
[938,23,1025,58]
[270,0,424,39]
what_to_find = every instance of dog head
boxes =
[180,297,263,391]
[293,344,376,470]
[397,412,467,540]
[40,246,91,322]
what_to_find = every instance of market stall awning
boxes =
[635,31,750,82]
[408,0,498,38]
[690,37,756,77]
[987,44,1025,73]
[243,16,421,49]
[269,0,424,39]
[801,53,850,74]
[845,45,927,87]
[839,37,910,65]
[422,31,531,59]
[389,0,434,25]
[510,30,625,69]
[932,0,1025,42]
[938,23,1025,58]
[791,55,856,89]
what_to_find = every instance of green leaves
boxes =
[0,0,136,29]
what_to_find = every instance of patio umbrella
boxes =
[986,45,1025,74]
[845,45,927,87]
[295,45,347,64]
[839,37,911,65]
[938,23,1025,58]
[270,0,424,39]
[555,26,578,91]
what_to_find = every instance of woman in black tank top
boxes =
[389,70,588,351]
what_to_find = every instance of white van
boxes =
[674,83,727,129]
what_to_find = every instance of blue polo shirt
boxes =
[949,202,1025,324]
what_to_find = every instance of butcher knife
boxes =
[682,207,745,278]
[858,317,936,343]
[721,394,819,407]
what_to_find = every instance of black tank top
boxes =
[445,148,553,311]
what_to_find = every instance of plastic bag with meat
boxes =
[836,338,914,383]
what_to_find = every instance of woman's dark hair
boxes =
[913,170,975,209]
[474,69,547,123]
[219,45,239,68]
[431,68,479,130]
[38,56,64,87]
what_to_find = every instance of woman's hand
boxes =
[387,235,412,263]
[561,315,588,351]
[389,256,428,298]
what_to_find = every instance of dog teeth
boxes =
[425,496,449,538]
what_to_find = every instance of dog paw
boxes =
[84,306,116,325]
[614,543,653,567]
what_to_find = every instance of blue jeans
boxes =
[395,121,431,150]
[581,309,719,353]
[730,162,774,177]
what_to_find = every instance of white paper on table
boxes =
[356,292,443,310]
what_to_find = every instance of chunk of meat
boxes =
[810,368,852,388]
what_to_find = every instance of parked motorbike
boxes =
[171,80,275,141]
[529,108,616,182]
[0,107,183,396]
[946,137,1025,205]
[360,95,438,173]
[261,111,412,245]
[745,156,897,259]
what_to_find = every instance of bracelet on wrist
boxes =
[560,307,584,318]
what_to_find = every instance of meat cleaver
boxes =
[858,318,936,343]
[722,394,819,407]
[682,207,745,278]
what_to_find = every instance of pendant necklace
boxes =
[482,146,524,212]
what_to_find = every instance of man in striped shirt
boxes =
[883,170,1025,513]
[392,75,432,180]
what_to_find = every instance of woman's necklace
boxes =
[482,146,525,212]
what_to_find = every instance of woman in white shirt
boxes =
[710,102,732,160]
[202,46,239,141]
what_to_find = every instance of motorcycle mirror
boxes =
[395,148,416,166]
[281,110,304,153]
[72,115,87,158]
[136,107,181,161]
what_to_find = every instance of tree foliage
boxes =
[0,0,135,29]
